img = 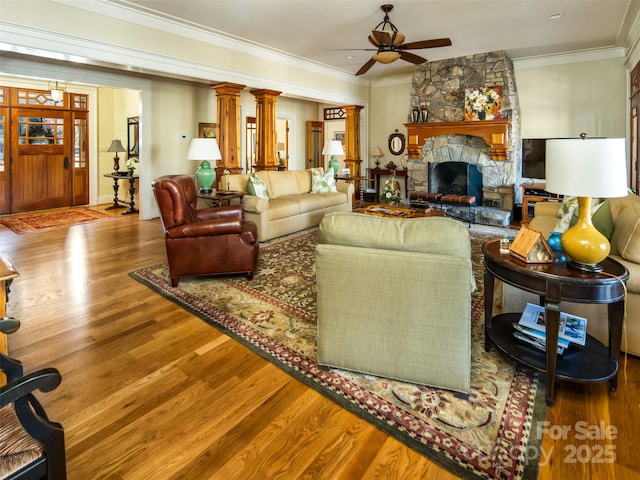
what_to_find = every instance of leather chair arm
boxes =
[197,205,243,222]
[166,217,244,239]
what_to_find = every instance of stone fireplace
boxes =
[406,51,522,222]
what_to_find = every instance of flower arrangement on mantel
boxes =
[464,86,503,121]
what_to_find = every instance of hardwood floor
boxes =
[1,209,638,479]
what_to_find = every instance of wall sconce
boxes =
[48,81,66,102]
[107,139,126,174]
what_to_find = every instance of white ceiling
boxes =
[107,0,636,79]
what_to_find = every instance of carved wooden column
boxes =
[211,82,245,175]
[343,105,364,176]
[251,89,281,171]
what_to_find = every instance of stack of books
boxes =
[513,303,587,355]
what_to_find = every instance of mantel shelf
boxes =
[405,119,511,161]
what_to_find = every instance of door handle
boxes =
[64,157,69,169]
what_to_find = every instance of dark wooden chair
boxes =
[152,175,259,287]
[0,317,66,480]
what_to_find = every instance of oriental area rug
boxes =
[130,225,546,480]
[0,208,111,234]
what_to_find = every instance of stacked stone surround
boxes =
[408,51,522,209]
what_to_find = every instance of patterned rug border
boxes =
[0,208,112,234]
[129,226,546,479]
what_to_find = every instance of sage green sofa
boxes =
[315,212,476,394]
[498,193,640,356]
[224,169,353,242]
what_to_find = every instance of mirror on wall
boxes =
[388,129,406,156]
[127,116,139,160]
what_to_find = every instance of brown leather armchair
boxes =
[152,175,259,287]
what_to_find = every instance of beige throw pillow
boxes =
[610,202,640,262]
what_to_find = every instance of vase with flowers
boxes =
[380,175,401,206]
[126,157,138,176]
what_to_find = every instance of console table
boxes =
[521,183,562,224]
[370,168,408,197]
[483,239,628,406]
[104,173,139,214]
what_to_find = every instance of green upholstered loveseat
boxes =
[224,169,353,242]
[314,212,476,394]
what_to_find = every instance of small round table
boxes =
[483,239,628,406]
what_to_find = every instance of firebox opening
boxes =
[429,162,483,205]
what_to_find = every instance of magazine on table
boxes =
[518,303,587,346]
[512,323,570,355]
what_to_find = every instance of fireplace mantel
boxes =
[405,119,511,161]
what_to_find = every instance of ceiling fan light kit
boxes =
[373,51,401,64]
[354,4,452,75]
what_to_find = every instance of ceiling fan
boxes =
[351,4,452,76]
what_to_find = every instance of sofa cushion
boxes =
[610,202,640,262]
[267,171,300,198]
[311,168,338,193]
[609,192,640,220]
[294,170,313,194]
[292,193,327,213]
[268,198,301,220]
[321,192,349,208]
[246,174,269,200]
[226,173,249,192]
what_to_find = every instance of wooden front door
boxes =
[10,108,71,212]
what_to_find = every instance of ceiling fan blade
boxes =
[356,58,377,76]
[399,51,428,65]
[398,38,452,50]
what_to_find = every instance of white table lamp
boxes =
[545,136,628,272]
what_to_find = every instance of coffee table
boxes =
[353,204,446,218]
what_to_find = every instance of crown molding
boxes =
[513,47,625,70]
[0,21,367,106]
[50,0,366,86]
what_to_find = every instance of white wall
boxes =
[514,56,626,139]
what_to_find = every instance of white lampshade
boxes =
[322,140,344,156]
[545,138,628,198]
[372,145,384,157]
[187,138,222,161]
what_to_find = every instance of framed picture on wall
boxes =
[464,86,503,121]
[334,131,345,147]
[198,122,217,138]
